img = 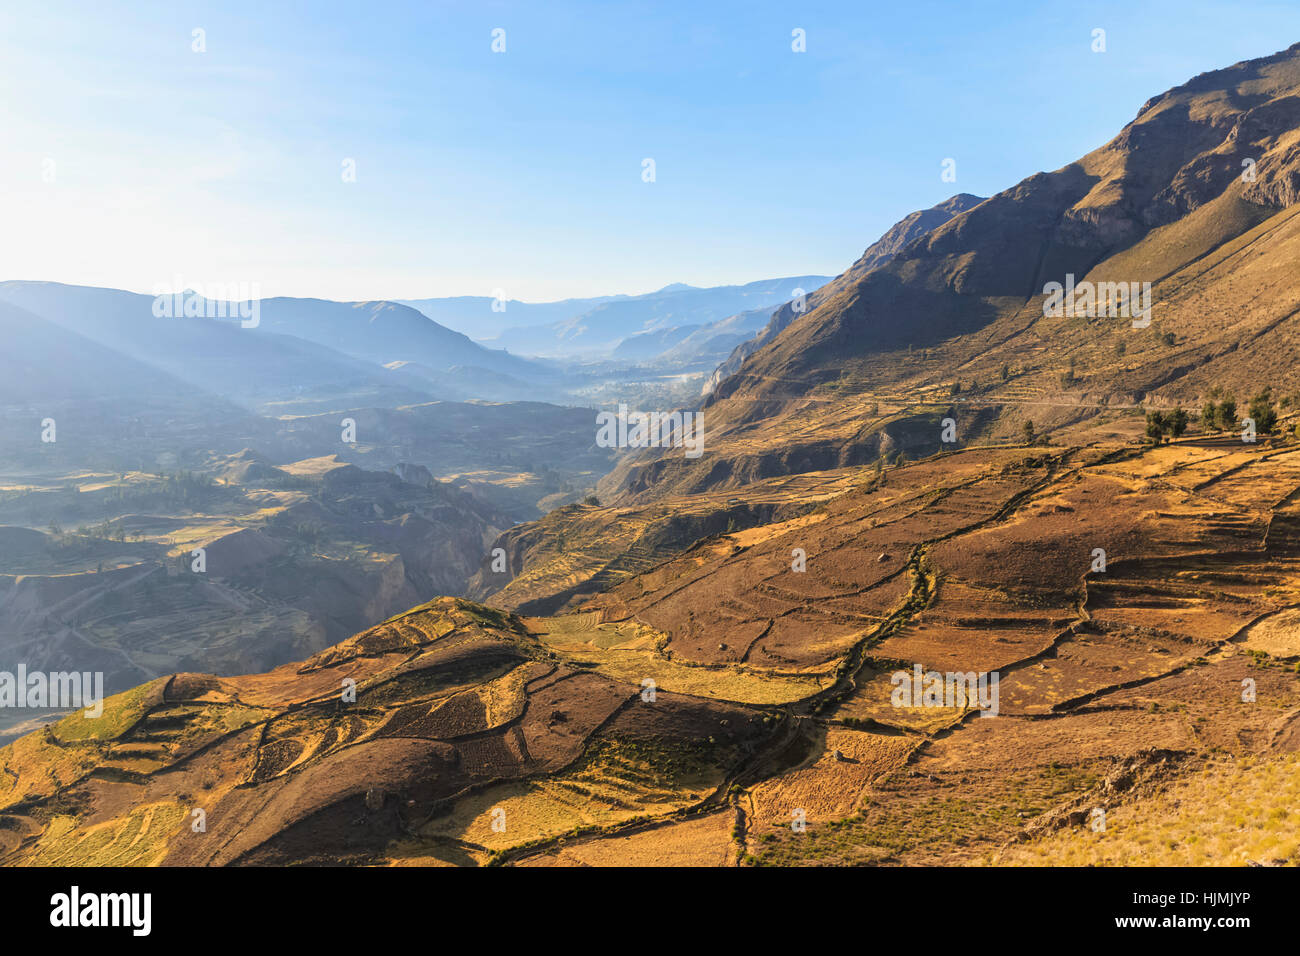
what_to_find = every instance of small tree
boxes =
[1201,400,1218,431]
[1169,407,1188,438]
[1249,387,1277,434]
[1146,410,1168,444]
[999,363,1010,382]
[1021,420,1036,444]
[1217,397,1238,431]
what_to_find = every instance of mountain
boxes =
[0,598,771,862]
[702,194,985,395]
[398,294,621,340]
[647,307,775,367]
[398,280,836,352]
[0,299,260,468]
[247,297,553,384]
[602,43,1300,503]
[0,283,557,409]
[0,282,434,413]
[609,324,703,361]
[487,275,834,357]
[615,300,815,369]
[8,409,1300,864]
[0,299,215,409]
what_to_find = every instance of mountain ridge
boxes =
[703,193,986,396]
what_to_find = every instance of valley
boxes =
[4,36,1300,872]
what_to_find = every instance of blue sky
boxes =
[3,0,1299,301]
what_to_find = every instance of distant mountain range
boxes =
[0,276,843,418]
[0,282,562,405]
[402,276,834,358]
[396,293,621,341]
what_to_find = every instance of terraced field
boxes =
[5,411,1298,866]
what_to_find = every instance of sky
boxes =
[2,0,1299,302]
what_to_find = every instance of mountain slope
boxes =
[9,43,1300,872]
[651,306,778,367]
[0,299,258,467]
[0,598,770,864]
[703,194,985,395]
[0,459,513,728]
[249,297,552,383]
[0,299,220,408]
[601,42,1300,504]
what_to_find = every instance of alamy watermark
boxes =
[890,664,1000,717]
[595,404,704,459]
[1043,274,1151,328]
[49,886,150,936]
[151,277,261,328]
[0,666,104,717]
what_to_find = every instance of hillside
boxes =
[0,299,262,470]
[603,43,1300,504]
[0,300,244,415]
[5,418,1300,865]
[703,194,985,395]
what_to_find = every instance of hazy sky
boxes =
[3,1,1299,301]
